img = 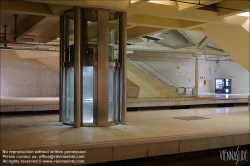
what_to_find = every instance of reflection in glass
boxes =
[108,67,114,122]
[68,19,74,46]
[63,11,75,125]
[108,66,120,123]
[109,13,119,62]
[108,12,120,124]
[64,67,74,124]
[84,11,98,62]
[82,66,96,124]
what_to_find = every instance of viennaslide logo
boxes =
[219,146,248,165]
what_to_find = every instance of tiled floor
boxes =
[1,106,249,164]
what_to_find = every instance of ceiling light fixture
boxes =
[236,12,249,17]
[130,0,138,3]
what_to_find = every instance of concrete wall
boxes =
[129,51,249,94]
[128,52,195,89]
[198,55,249,94]
[203,23,249,71]
[0,50,59,97]
[1,49,248,97]
[127,60,178,98]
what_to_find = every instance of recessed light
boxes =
[236,12,249,17]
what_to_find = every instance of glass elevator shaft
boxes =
[59,7,127,127]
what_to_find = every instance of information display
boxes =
[215,78,232,94]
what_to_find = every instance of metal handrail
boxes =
[137,62,172,85]
[128,57,173,89]
[143,61,179,87]
[127,57,194,96]
[128,57,178,93]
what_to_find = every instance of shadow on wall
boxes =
[0,50,59,97]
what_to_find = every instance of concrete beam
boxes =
[181,30,199,46]
[146,33,162,46]
[181,20,208,30]
[128,14,207,29]
[0,0,53,16]
[127,2,246,26]
[127,26,167,40]
[216,0,250,17]
[0,36,34,42]
[127,43,228,55]
[206,45,224,53]
[128,14,208,30]
[203,24,249,71]
[155,41,195,50]
[189,27,205,32]
[127,14,182,29]
[168,30,189,44]
[198,36,211,49]
[34,24,59,43]
[177,0,203,13]
[177,0,222,13]
[130,0,149,6]
[154,42,175,49]
[17,16,52,39]
[127,25,137,29]
[197,5,218,12]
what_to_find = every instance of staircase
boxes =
[127,57,194,96]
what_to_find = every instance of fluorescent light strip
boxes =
[130,0,139,3]
[236,12,249,17]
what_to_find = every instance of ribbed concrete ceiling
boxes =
[0,0,249,70]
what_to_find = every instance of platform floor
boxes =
[0,94,249,112]
[127,93,249,107]
[0,97,59,112]
[1,106,249,164]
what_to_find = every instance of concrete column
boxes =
[74,6,82,128]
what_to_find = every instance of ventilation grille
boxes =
[173,116,210,121]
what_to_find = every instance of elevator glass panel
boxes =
[63,11,75,125]
[84,11,98,62]
[82,10,98,125]
[64,67,74,124]
[62,9,123,126]
[108,12,120,123]
[82,67,96,123]
[109,12,119,62]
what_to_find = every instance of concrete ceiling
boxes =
[0,0,249,70]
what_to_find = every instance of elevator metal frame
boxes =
[59,7,127,127]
